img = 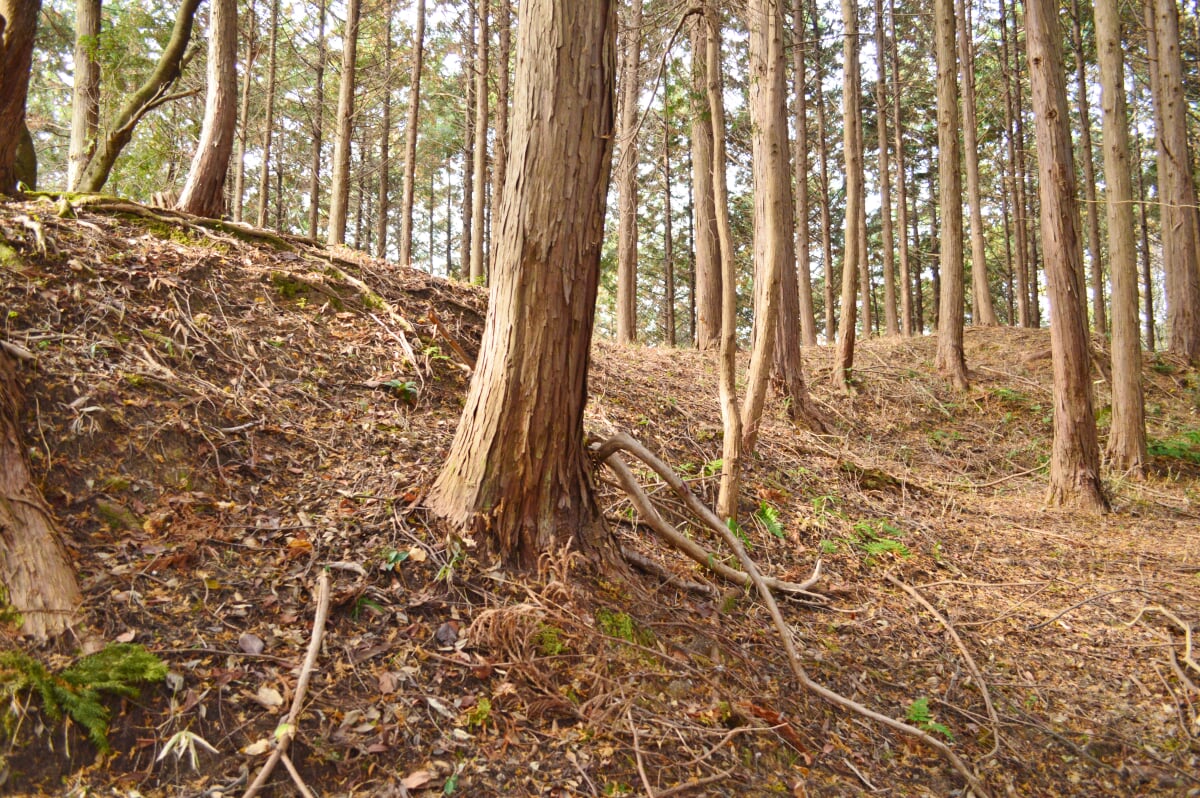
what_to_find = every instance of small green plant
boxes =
[381,379,418,404]
[905,697,953,740]
[850,519,910,561]
[818,540,839,554]
[0,644,168,752]
[726,517,752,549]
[381,548,410,571]
[1147,429,1200,464]
[754,502,785,539]
[596,608,636,641]
[435,541,466,583]
[464,697,491,729]
[534,625,568,656]
[702,458,723,477]
[422,345,451,363]
[351,596,385,620]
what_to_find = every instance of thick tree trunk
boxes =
[1025,0,1108,511]
[1070,0,1105,334]
[934,0,969,390]
[468,0,489,282]
[889,0,912,335]
[176,0,238,218]
[428,0,618,568]
[833,0,863,392]
[231,6,257,224]
[1152,0,1200,362]
[0,0,39,194]
[957,0,998,326]
[0,347,82,639]
[489,0,511,273]
[615,0,643,343]
[77,0,202,194]
[307,0,327,239]
[875,0,899,336]
[67,0,101,191]
[257,0,281,229]
[1095,0,1146,474]
[326,0,360,246]
[690,14,721,351]
[398,0,426,266]
[1002,0,1031,327]
[793,0,817,346]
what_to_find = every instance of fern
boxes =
[755,502,785,539]
[905,697,954,741]
[0,643,167,752]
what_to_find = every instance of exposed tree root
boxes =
[592,431,992,798]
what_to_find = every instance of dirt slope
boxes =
[1,196,1198,797]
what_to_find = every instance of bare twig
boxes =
[628,707,658,798]
[1029,588,1146,631]
[242,570,332,798]
[655,766,735,797]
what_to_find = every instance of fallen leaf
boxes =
[407,546,427,563]
[255,686,284,710]
[239,633,265,655]
[242,738,272,756]
[401,769,434,789]
[115,629,136,643]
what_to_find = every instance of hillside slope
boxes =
[1,196,1198,797]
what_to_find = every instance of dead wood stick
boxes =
[242,570,331,798]
[426,306,474,371]
[279,751,317,798]
[627,707,658,798]
[594,432,991,798]
[655,767,735,797]
[884,572,1001,759]
[620,546,718,596]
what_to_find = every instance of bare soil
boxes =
[1,196,1197,797]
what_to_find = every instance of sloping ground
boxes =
[0,196,1197,797]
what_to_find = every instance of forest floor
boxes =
[1,195,1198,797]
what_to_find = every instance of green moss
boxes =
[95,499,138,531]
[595,608,654,646]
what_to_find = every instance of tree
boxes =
[1025,0,1108,510]
[874,0,898,336]
[833,0,864,392]
[615,0,643,343]
[66,0,101,191]
[489,0,512,235]
[398,0,427,266]
[258,0,282,228]
[231,4,258,223]
[327,0,361,246]
[1000,0,1031,327]
[1095,0,1146,473]
[176,0,237,218]
[76,0,203,193]
[375,0,393,257]
[1069,0,1105,334]
[812,0,836,343]
[792,0,817,346]
[0,0,39,193]
[428,0,618,567]
[956,0,998,326]
[889,0,912,335]
[690,13,721,351]
[307,0,328,238]
[933,0,968,390]
[468,0,489,282]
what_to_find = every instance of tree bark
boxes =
[326,0,360,246]
[67,0,101,191]
[468,0,490,282]
[875,0,899,336]
[1095,0,1146,474]
[615,0,643,343]
[0,0,38,193]
[429,0,618,568]
[1151,0,1200,362]
[257,0,281,229]
[957,0,998,326]
[1002,0,1031,327]
[398,0,426,266]
[1025,0,1108,510]
[663,109,676,348]
[934,0,969,390]
[459,4,475,279]
[0,347,82,639]
[307,0,327,239]
[833,0,863,392]
[176,0,238,218]
[489,0,511,273]
[793,0,817,346]
[812,0,835,343]
[1070,0,1105,334]
[231,4,257,224]
[75,0,202,194]
[690,14,721,351]
[889,0,911,335]
[375,0,393,258]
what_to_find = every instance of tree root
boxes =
[592,432,992,798]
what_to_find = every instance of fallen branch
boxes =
[243,570,331,798]
[884,572,1001,759]
[593,432,991,797]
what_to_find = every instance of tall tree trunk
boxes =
[489,0,511,272]
[67,0,101,191]
[428,0,618,568]
[1003,0,1031,327]
[1070,0,1105,333]
[1095,0,1146,473]
[398,0,426,266]
[934,0,968,389]
[307,0,327,239]
[706,11,742,522]
[875,0,899,336]
[1151,0,1200,362]
[326,0,360,246]
[691,14,721,350]
[0,0,40,193]
[663,111,676,348]
[889,0,911,335]
[176,0,238,218]
[1134,95,1155,350]
[231,4,257,224]
[957,0,998,326]
[1025,0,1108,510]
[375,0,393,258]
[256,0,281,228]
[0,348,82,639]
[77,0,202,193]
[615,0,643,343]
[460,4,475,280]
[468,0,489,282]
[793,0,817,346]
[833,0,863,392]
[813,0,835,343]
